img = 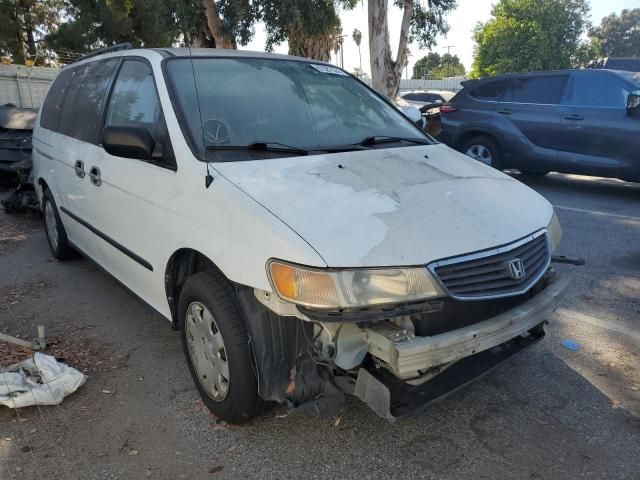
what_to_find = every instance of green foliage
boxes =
[261,0,357,52]
[470,0,592,78]
[403,0,457,49]
[413,52,465,79]
[589,9,640,58]
[45,0,198,54]
[0,0,63,64]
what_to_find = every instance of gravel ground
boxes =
[0,172,639,480]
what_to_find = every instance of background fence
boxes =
[0,64,59,109]
[0,64,465,109]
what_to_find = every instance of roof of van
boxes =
[160,48,318,62]
[74,46,328,66]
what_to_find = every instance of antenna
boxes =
[178,0,214,188]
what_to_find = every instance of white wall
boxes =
[0,65,59,109]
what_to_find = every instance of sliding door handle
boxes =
[74,160,85,178]
[88,166,102,187]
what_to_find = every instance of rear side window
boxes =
[40,68,74,131]
[469,80,509,101]
[58,59,119,143]
[506,75,568,104]
[566,73,629,108]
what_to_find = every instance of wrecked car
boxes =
[32,46,568,423]
[0,104,38,213]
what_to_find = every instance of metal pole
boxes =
[15,73,23,107]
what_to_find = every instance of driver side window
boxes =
[105,59,174,167]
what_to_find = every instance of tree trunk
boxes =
[288,22,337,62]
[368,0,413,98]
[202,0,236,49]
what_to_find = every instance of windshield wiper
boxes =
[206,141,308,155]
[356,135,431,147]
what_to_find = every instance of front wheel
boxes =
[461,136,501,169]
[178,272,266,424]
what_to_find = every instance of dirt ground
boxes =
[1,172,639,479]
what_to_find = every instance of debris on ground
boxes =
[561,339,581,351]
[0,352,86,408]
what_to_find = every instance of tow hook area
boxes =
[354,329,545,422]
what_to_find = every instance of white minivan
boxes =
[33,46,568,423]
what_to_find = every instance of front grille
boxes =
[430,232,550,299]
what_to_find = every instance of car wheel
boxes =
[461,136,501,169]
[520,170,549,176]
[42,188,77,260]
[178,272,267,424]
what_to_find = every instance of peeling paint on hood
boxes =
[214,144,553,267]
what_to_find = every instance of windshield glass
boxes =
[165,58,431,161]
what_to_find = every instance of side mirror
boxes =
[627,91,640,117]
[102,125,160,160]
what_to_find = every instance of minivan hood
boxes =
[214,145,553,267]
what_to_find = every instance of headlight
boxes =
[547,211,562,253]
[267,260,442,309]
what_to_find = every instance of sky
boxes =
[243,0,637,77]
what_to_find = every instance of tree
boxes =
[470,0,592,78]
[589,9,640,58]
[412,52,440,78]
[45,0,256,57]
[412,52,465,78]
[261,0,357,61]
[0,0,63,64]
[352,28,362,69]
[368,0,456,98]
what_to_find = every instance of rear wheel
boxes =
[42,188,77,260]
[461,136,501,169]
[178,272,266,424]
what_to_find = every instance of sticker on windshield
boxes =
[309,64,348,76]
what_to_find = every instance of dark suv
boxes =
[437,69,640,182]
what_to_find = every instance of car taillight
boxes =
[439,104,458,113]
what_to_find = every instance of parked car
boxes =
[33,46,568,423]
[399,89,456,110]
[0,103,36,175]
[437,69,640,182]
[392,97,425,128]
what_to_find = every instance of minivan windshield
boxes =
[165,57,431,161]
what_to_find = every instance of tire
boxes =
[42,188,77,260]
[520,170,549,176]
[461,136,501,169]
[178,272,266,424]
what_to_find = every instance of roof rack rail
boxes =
[77,43,133,62]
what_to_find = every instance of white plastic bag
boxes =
[0,352,86,408]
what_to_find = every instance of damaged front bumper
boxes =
[354,272,571,421]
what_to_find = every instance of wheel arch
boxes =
[36,177,49,206]
[164,248,228,329]
[455,129,502,152]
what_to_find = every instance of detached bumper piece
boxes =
[354,333,544,422]
[355,273,570,421]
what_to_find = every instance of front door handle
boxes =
[563,114,584,121]
[497,109,513,115]
[88,166,102,187]
[74,160,85,178]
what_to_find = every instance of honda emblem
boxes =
[507,258,526,280]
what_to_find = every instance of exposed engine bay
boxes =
[237,268,569,421]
